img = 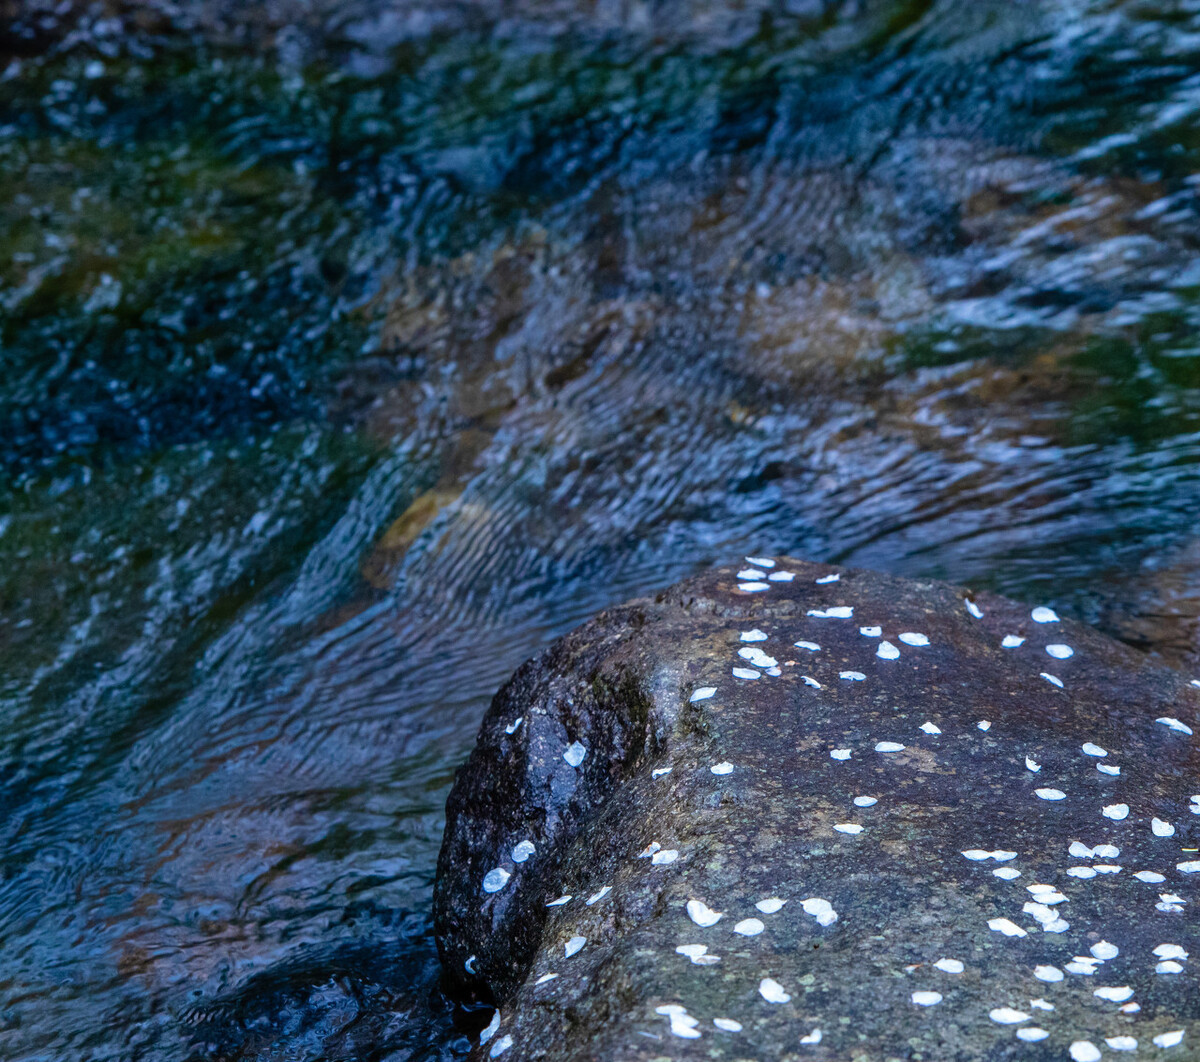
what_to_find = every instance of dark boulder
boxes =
[435,560,1200,1060]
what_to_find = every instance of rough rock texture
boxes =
[435,560,1200,1060]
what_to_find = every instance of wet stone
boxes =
[434,561,1200,1060]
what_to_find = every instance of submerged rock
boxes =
[435,561,1200,1060]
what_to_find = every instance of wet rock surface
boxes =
[436,560,1200,1060]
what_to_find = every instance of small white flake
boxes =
[1031,607,1059,623]
[994,867,1022,879]
[988,918,1027,937]
[1034,965,1064,982]
[652,849,680,865]
[1041,673,1064,688]
[920,721,942,734]
[911,991,942,1006]
[1134,870,1165,882]
[830,748,851,760]
[481,1011,501,1045]
[738,568,766,580]
[535,973,558,986]
[768,571,795,582]
[505,717,524,734]
[1156,960,1184,974]
[1153,943,1188,960]
[1002,635,1025,648]
[801,897,838,925]
[1106,1036,1137,1051]
[840,670,866,681]
[814,573,839,584]
[586,886,611,906]
[1120,1003,1141,1013]
[933,958,964,973]
[563,742,587,767]
[1069,842,1094,857]
[734,918,765,936]
[758,978,791,1004]
[860,625,883,637]
[1156,717,1194,735]
[756,897,786,914]
[483,868,511,894]
[652,767,673,778]
[1098,763,1121,775]
[713,1018,742,1032]
[1017,1029,1049,1042]
[732,667,761,680]
[739,582,769,592]
[977,720,992,731]
[489,1034,513,1058]
[1081,742,1107,757]
[1152,818,1175,837]
[1027,884,1067,903]
[667,1013,702,1038]
[690,687,717,702]
[675,944,716,965]
[1094,986,1134,1002]
[739,647,777,668]
[686,900,723,927]
[962,849,1017,861]
[1102,803,1129,820]
[1091,941,1120,960]
[1025,757,1041,772]
[1046,644,1074,659]
[711,762,734,776]
[877,640,900,660]
[809,606,853,618]
[899,632,929,646]
[794,640,821,651]
[546,895,571,906]
[740,629,768,642]
[564,936,586,958]
[803,675,823,688]
[1094,864,1122,874]
[512,841,536,863]
[1035,788,1066,801]
[1066,959,1099,975]
[1178,860,1200,872]
[1154,1030,1185,1049]
[965,599,984,618]
[989,1007,1030,1024]
[833,823,864,835]
[854,796,878,807]
[799,1028,822,1044]
[1069,1042,1101,1062]
[746,556,775,568]
[875,741,906,753]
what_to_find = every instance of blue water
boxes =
[2,1,1200,1057]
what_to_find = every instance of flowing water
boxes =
[2,0,1200,1058]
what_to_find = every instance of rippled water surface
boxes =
[3,0,1200,1057]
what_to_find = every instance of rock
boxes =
[435,560,1200,1060]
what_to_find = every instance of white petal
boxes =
[758,978,791,1004]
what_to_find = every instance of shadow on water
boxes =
[2,0,1200,1057]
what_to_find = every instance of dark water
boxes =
[2,0,1200,1057]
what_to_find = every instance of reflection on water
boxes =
[2,0,1200,1057]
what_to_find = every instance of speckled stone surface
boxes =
[434,560,1200,1061]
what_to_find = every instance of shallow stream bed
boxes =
[2,1,1200,1058]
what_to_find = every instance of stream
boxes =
[2,1,1200,1058]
